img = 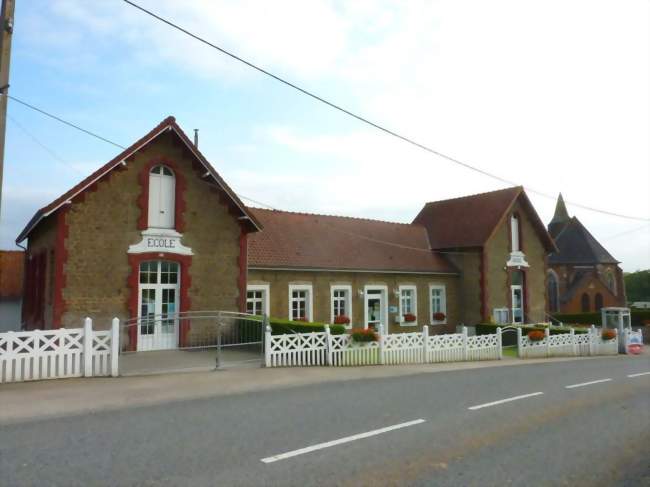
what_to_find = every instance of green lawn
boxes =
[502,346,519,358]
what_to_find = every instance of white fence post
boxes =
[110,317,120,377]
[378,324,385,365]
[462,326,468,361]
[590,325,596,356]
[545,327,551,358]
[571,328,576,356]
[324,324,333,366]
[422,325,429,363]
[517,327,522,358]
[497,327,502,360]
[83,317,93,377]
[264,325,272,367]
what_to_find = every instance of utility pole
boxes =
[0,0,15,220]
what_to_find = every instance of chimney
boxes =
[193,129,199,148]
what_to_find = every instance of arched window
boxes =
[594,293,603,310]
[581,293,590,312]
[510,214,520,252]
[606,271,616,296]
[547,271,559,313]
[148,165,175,229]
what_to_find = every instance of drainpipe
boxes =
[193,129,199,148]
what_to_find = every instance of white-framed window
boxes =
[330,285,352,328]
[246,284,269,316]
[289,284,313,322]
[148,165,176,229]
[429,284,447,324]
[510,214,520,252]
[398,285,417,326]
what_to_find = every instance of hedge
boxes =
[267,317,346,336]
[553,310,650,328]
[475,323,587,346]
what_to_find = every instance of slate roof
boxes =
[548,217,619,265]
[247,208,458,274]
[412,186,556,251]
[16,117,261,243]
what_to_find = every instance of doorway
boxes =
[138,261,180,351]
[364,286,387,331]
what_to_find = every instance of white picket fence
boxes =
[265,325,502,368]
[0,318,119,383]
[518,326,619,359]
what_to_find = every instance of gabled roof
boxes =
[16,117,261,243]
[548,217,619,265]
[412,186,556,252]
[247,208,458,274]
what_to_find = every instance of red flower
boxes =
[602,329,617,341]
[528,330,545,342]
[334,315,350,325]
[403,313,416,323]
[433,312,446,322]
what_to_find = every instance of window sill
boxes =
[430,321,447,326]
[400,322,418,327]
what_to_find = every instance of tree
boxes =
[624,270,650,303]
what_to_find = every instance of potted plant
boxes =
[351,329,379,343]
[601,329,617,341]
[527,330,546,342]
[334,315,350,325]
[433,312,446,322]
[403,313,416,323]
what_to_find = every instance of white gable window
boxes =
[429,284,447,324]
[330,285,352,328]
[399,285,417,326]
[246,284,270,316]
[511,214,520,252]
[148,165,175,229]
[289,284,313,322]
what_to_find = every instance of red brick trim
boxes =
[480,249,488,322]
[237,227,248,312]
[126,252,192,351]
[137,157,187,232]
[52,208,69,329]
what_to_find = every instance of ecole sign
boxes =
[128,228,193,256]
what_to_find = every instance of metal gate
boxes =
[119,311,266,376]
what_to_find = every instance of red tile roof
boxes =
[413,186,556,251]
[16,117,261,243]
[247,208,457,274]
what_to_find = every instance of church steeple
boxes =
[548,193,570,237]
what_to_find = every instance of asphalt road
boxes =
[1,355,649,487]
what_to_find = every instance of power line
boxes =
[7,114,87,176]
[8,95,126,149]
[121,0,650,223]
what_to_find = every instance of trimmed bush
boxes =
[475,323,587,347]
[268,317,345,336]
[528,330,546,342]
[351,329,379,343]
[553,310,650,328]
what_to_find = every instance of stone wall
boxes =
[248,269,460,334]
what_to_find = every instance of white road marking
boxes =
[260,419,426,463]
[565,378,612,389]
[628,371,650,378]
[467,392,544,410]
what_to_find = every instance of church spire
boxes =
[548,193,570,237]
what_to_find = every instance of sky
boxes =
[1,0,648,271]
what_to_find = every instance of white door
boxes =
[511,285,523,324]
[148,166,175,229]
[365,289,386,331]
[138,261,180,351]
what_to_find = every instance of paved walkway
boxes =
[1,352,639,425]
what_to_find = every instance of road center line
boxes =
[260,419,426,464]
[565,378,612,389]
[467,392,544,410]
[628,371,650,378]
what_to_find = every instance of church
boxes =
[546,194,626,314]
